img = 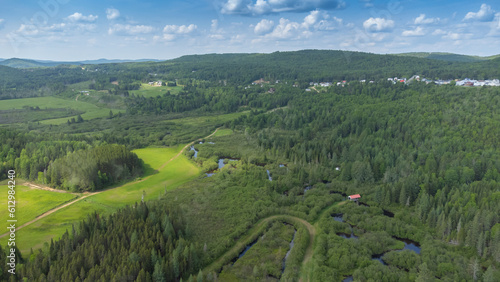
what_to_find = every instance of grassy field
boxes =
[130,84,183,98]
[0,185,77,227]
[0,97,124,125]
[3,145,201,254]
[168,112,248,127]
[213,129,233,137]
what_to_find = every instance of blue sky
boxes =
[0,0,499,60]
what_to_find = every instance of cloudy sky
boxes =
[0,0,499,60]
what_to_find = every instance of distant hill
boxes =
[0,58,161,68]
[79,59,161,64]
[161,50,500,83]
[395,52,500,63]
[0,58,62,68]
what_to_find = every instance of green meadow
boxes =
[213,129,233,137]
[4,145,201,254]
[0,97,123,125]
[129,83,183,98]
[0,185,77,227]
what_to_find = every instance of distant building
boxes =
[253,78,269,84]
[348,194,361,201]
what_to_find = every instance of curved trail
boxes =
[0,128,221,238]
[203,201,344,280]
[203,215,315,274]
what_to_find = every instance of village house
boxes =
[348,194,361,201]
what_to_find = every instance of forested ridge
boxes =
[0,50,499,281]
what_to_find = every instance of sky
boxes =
[0,0,499,60]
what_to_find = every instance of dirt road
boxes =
[0,127,221,238]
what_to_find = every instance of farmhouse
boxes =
[348,194,361,201]
[148,81,163,87]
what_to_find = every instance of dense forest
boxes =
[10,202,202,281]
[0,50,499,281]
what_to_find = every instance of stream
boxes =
[281,230,297,273]
[206,158,238,177]
[190,146,198,158]
[231,237,259,265]
[218,158,239,169]
[371,237,421,265]
[393,236,421,254]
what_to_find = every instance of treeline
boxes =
[15,201,203,281]
[125,81,298,115]
[46,144,143,192]
[0,65,92,100]
[0,130,143,191]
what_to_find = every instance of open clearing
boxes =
[2,143,201,254]
[0,185,77,227]
[129,83,183,98]
[213,129,233,137]
[0,96,123,125]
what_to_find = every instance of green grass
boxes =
[168,112,248,127]
[0,185,77,227]
[91,147,200,208]
[213,129,233,137]
[5,145,200,254]
[133,146,181,175]
[9,197,115,252]
[0,97,124,125]
[130,83,183,98]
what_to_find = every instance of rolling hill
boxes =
[395,52,500,62]
[0,58,162,68]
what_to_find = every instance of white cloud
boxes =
[108,24,154,35]
[221,0,345,16]
[268,18,301,39]
[254,19,275,35]
[441,31,472,41]
[157,24,198,42]
[464,4,495,22]
[106,8,120,20]
[17,24,40,36]
[303,10,324,28]
[414,14,439,25]
[402,26,425,36]
[45,23,67,32]
[253,10,342,40]
[66,12,98,23]
[302,10,341,31]
[208,20,226,40]
[211,19,219,32]
[361,0,373,8]
[0,19,4,28]
[443,32,461,40]
[432,29,447,35]
[363,17,394,32]
[163,24,197,34]
[209,34,225,40]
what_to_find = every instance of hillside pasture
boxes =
[4,145,200,254]
[129,83,183,98]
[0,185,77,227]
[0,97,123,125]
